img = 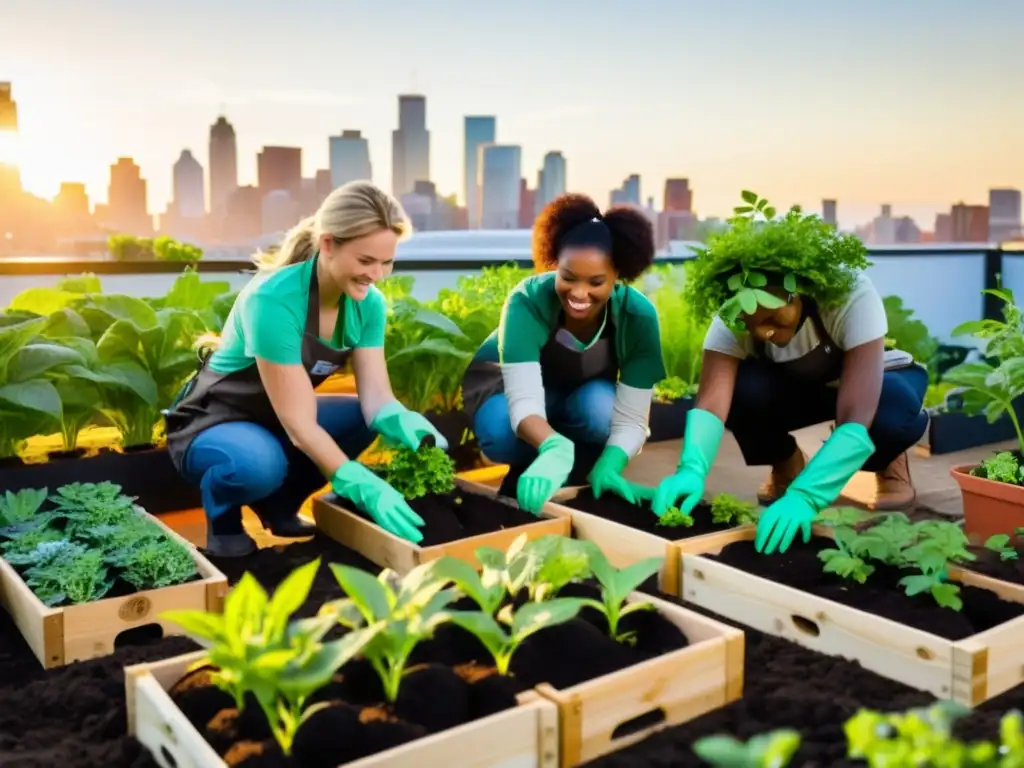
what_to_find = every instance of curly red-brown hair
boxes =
[531,193,655,282]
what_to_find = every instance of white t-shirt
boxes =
[702,272,888,364]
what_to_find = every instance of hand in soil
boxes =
[517,433,574,514]
[330,460,425,542]
[652,467,706,517]
[755,494,815,554]
[587,446,654,505]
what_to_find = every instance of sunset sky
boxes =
[2,0,1022,229]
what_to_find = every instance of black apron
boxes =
[752,299,845,383]
[163,256,353,472]
[461,310,619,422]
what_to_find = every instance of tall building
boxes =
[989,188,1022,242]
[173,150,205,219]
[0,82,17,130]
[392,95,430,197]
[53,182,95,238]
[610,175,641,207]
[951,203,989,242]
[208,116,238,218]
[519,179,536,229]
[463,116,496,228]
[480,145,521,229]
[257,146,302,198]
[822,199,837,227]
[536,151,567,213]
[329,130,372,189]
[663,179,692,212]
[934,213,953,242]
[106,157,152,236]
[0,83,21,197]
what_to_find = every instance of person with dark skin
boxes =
[650,192,928,554]
[461,193,666,513]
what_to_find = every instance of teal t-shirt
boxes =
[476,272,667,389]
[209,258,387,375]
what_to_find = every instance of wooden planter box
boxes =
[311,478,573,575]
[0,514,227,669]
[125,650,561,768]
[677,526,1024,706]
[536,592,744,767]
[951,464,1024,542]
[546,489,743,598]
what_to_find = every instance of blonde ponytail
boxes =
[252,182,411,271]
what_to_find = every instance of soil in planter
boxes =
[339,488,543,546]
[169,582,688,768]
[565,487,735,540]
[963,544,1024,586]
[708,538,1024,640]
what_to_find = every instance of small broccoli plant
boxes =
[370,443,456,500]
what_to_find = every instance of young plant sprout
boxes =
[446,598,586,676]
[985,529,1024,561]
[709,493,760,527]
[320,561,458,702]
[515,535,594,602]
[817,527,875,584]
[693,728,801,768]
[656,506,695,528]
[367,443,456,500]
[162,559,380,756]
[578,547,663,643]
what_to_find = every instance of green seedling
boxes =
[578,547,663,643]
[369,443,456,500]
[656,506,695,528]
[693,728,801,768]
[817,527,875,585]
[709,493,759,527]
[985,530,1024,561]
[515,535,594,602]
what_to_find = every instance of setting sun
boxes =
[0,131,19,166]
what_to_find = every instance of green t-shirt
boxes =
[209,258,387,375]
[481,272,666,389]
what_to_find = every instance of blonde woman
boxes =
[164,181,446,557]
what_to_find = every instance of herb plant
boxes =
[165,559,378,755]
[652,375,697,403]
[656,506,695,528]
[971,451,1024,486]
[985,530,1024,561]
[710,493,759,527]
[320,561,457,702]
[369,444,456,500]
[579,547,662,643]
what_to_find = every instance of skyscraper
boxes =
[536,151,566,213]
[989,188,1022,242]
[208,116,238,218]
[392,95,430,197]
[463,116,496,228]
[107,157,152,236]
[0,82,16,130]
[480,145,522,229]
[822,199,837,227]
[663,179,692,212]
[173,150,205,219]
[329,130,372,189]
[610,175,641,207]
[257,146,303,198]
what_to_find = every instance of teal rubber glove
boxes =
[331,460,425,543]
[755,422,875,555]
[587,445,655,505]
[652,408,724,517]
[370,400,449,452]
[517,433,575,515]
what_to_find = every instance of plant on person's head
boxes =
[684,190,870,330]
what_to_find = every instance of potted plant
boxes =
[944,287,1024,540]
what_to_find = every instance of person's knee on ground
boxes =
[864,369,929,511]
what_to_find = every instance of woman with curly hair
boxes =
[461,193,665,513]
[651,192,928,555]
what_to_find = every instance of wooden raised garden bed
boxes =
[677,524,1024,705]
[550,487,757,597]
[125,650,562,768]
[0,486,226,669]
[535,590,743,767]
[312,477,572,575]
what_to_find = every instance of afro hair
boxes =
[532,193,655,282]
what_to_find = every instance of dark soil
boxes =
[709,538,1024,640]
[341,488,543,546]
[963,545,1024,586]
[2,525,1024,768]
[564,487,736,540]
[169,580,687,767]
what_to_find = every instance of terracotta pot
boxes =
[950,464,1024,542]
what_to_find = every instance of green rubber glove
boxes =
[587,445,655,505]
[331,460,425,543]
[652,408,724,517]
[755,422,875,555]
[517,433,575,515]
[370,400,449,451]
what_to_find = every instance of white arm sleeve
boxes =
[607,382,653,457]
[501,362,547,432]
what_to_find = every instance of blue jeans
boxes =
[474,378,616,470]
[180,395,374,533]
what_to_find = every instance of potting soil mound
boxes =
[963,544,1024,587]
[564,488,738,539]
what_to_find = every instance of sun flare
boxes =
[0,131,20,166]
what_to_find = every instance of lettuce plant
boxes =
[320,561,457,702]
[710,493,760,527]
[693,728,801,767]
[656,506,695,528]
[163,559,382,755]
[578,547,663,643]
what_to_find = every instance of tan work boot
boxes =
[757,448,808,505]
[871,451,916,511]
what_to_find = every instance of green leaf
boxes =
[0,380,63,420]
[328,563,390,621]
[279,624,384,694]
[160,610,226,642]
[6,287,82,316]
[746,271,767,288]
[224,574,269,645]
[783,273,797,293]
[733,205,754,215]
[510,597,584,638]
[9,343,86,382]
[737,289,758,315]
[609,557,663,603]
[753,290,787,310]
[764,206,776,219]
[740,190,758,205]
[265,558,321,639]
[726,273,743,291]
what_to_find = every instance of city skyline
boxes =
[1,0,1022,230]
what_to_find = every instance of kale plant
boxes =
[370,444,456,500]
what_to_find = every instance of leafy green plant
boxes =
[578,547,662,643]
[883,295,940,377]
[709,493,759,527]
[642,264,708,392]
[368,443,456,500]
[971,451,1024,486]
[446,598,585,675]
[656,506,695,528]
[320,561,457,702]
[985,530,1024,561]
[515,535,594,602]
[693,728,801,767]
[652,376,697,403]
[0,487,48,526]
[818,527,875,584]
[163,559,381,755]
